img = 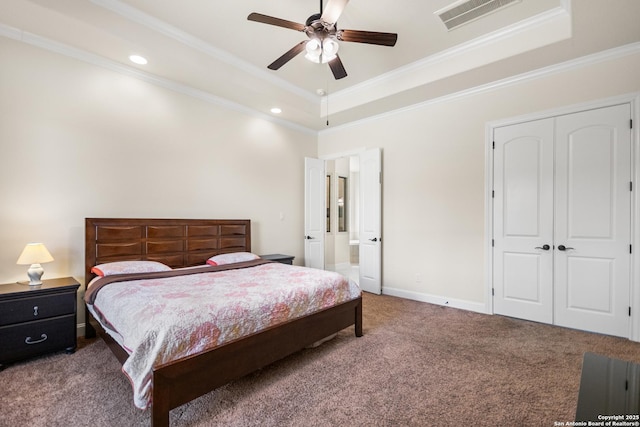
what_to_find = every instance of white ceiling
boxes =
[1,0,639,131]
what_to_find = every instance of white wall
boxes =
[0,38,316,320]
[318,50,640,311]
[3,31,640,329]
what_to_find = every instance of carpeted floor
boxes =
[2,292,640,427]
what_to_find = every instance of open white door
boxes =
[304,157,325,269]
[359,148,382,294]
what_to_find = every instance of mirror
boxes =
[338,176,347,232]
[326,175,331,232]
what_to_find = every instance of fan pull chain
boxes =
[326,90,329,126]
[326,73,330,126]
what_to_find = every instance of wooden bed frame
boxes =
[84,218,363,427]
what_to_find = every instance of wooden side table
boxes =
[0,277,80,368]
[260,254,295,265]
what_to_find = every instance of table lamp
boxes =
[16,243,54,286]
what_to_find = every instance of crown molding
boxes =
[90,0,318,104]
[325,4,572,115]
[0,22,316,135]
[320,41,640,135]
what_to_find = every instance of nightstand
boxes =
[260,254,295,265]
[0,277,80,368]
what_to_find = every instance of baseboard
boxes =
[334,262,351,271]
[382,286,488,314]
[325,262,352,272]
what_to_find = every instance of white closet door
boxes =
[554,104,631,338]
[493,118,555,323]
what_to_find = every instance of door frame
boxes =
[319,148,382,293]
[484,92,640,341]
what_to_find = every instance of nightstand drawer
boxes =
[260,254,295,265]
[0,292,76,326]
[0,315,76,363]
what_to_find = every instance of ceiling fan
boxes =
[247,0,398,80]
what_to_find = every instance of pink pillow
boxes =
[206,252,259,266]
[91,261,171,277]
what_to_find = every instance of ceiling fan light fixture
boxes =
[320,52,337,63]
[323,37,339,56]
[305,38,321,54]
[305,53,320,63]
[304,37,339,64]
[305,38,322,63]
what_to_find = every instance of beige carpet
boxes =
[2,292,640,427]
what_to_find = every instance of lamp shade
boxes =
[16,243,54,265]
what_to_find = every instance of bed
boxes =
[84,218,363,427]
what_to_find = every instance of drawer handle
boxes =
[33,306,39,316]
[25,334,48,345]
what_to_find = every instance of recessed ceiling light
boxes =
[270,107,282,114]
[129,55,148,65]
[316,89,326,96]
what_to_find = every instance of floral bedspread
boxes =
[87,262,361,409]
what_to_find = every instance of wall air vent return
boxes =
[437,0,521,31]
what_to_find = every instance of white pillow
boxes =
[91,261,171,277]
[206,252,259,266]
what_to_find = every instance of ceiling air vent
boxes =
[437,0,521,31]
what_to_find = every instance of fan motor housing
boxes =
[305,13,337,40]
[305,13,321,27]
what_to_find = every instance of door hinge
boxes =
[379,171,382,184]
[631,119,633,129]
[492,239,494,247]
[631,182,634,192]
[630,306,632,317]
[630,244,633,254]
[492,141,495,149]
[492,190,495,198]
[492,288,495,296]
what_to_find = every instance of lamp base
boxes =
[17,280,42,288]
[25,263,44,286]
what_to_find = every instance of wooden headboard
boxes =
[85,218,251,284]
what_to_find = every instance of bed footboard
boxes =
[151,296,362,427]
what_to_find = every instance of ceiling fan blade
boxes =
[268,41,307,70]
[328,55,347,80]
[321,0,349,26]
[247,13,306,32]
[338,29,398,47]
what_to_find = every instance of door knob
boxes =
[535,244,550,250]
[305,235,315,240]
[369,237,378,242]
[557,245,574,251]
